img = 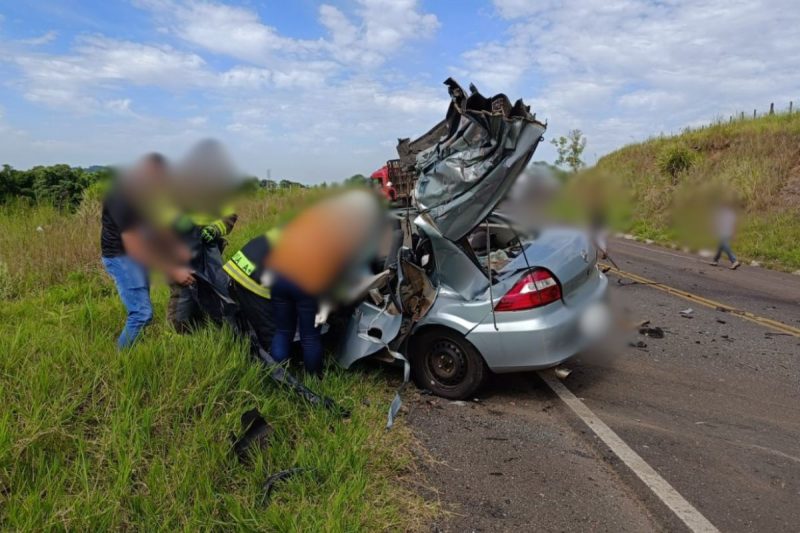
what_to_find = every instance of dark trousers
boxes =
[229,280,275,351]
[270,277,323,376]
[713,238,737,264]
[167,283,202,333]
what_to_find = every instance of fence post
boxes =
[740,111,744,121]
[753,109,757,119]
[769,102,775,115]
[790,101,794,115]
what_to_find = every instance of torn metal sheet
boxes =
[414,78,547,242]
[554,366,572,380]
[398,258,436,322]
[385,349,411,430]
[336,300,402,369]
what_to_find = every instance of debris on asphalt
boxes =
[261,468,304,505]
[231,408,273,464]
[638,326,665,338]
[554,366,572,379]
[716,318,727,324]
[679,308,694,318]
[628,340,648,348]
[450,400,468,406]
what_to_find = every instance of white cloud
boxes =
[459,0,800,162]
[138,0,438,70]
[104,98,133,114]
[320,0,439,68]
[11,36,212,110]
[136,0,321,64]
[18,31,58,46]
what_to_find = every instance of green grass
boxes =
[563,111,800,270]
[0,190,432,531]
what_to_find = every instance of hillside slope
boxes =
[589,112,800,270]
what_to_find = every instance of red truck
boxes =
[369,165,396,202]
[369,159,415,205]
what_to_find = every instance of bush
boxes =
[657,144,697,182]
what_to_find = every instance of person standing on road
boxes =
[100,154,195,349]
[710,200,741,270]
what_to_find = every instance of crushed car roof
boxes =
[410,78,547,242]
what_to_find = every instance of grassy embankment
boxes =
[0,188,432,530]
[572,111,800,270]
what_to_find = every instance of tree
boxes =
[551,129,587,173]
[343,174,368,186]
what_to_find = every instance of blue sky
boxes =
[1,0,798,183]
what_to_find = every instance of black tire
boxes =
[410,328,487,400]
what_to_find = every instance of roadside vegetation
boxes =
[0,187,432,530]
[565,111,800,270]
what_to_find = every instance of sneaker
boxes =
[709,261,719,266]
[730,261,741,270]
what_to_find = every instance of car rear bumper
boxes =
[466,271,609,372]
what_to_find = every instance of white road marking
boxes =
[539,371,720,533]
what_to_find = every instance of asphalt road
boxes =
[409,239,800,532]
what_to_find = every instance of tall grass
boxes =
[0,188,433,530]
[579,111,800,270]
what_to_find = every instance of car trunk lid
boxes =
[498,228,598,306]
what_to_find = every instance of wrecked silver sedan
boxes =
[336,79,610,399]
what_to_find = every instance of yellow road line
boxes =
[602,264,800,337]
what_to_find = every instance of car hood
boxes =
[413,78,547,243]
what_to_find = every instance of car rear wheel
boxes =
[410,328,486,400]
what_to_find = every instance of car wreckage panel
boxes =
[337,301,403,369]
[466,269,608,372]
[414,79,547,242]
[338,78,614,378]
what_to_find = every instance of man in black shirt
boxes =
[100,154,194,349]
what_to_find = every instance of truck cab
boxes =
[370,165,397,202]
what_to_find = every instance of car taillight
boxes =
[494,268,562,311]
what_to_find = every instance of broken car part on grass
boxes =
[231,408,273,464]
[336,78,611,401]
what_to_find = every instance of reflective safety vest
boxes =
[174,204,237,235]
[222,227,281,299]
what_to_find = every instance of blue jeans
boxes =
[713,238,737,263]
[270,276,323,376]
[102,256,153,349]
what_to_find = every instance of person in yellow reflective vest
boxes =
[223,227,281,352]
[167,207,238,332]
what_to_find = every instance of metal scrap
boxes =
[261,468,305,506]
[638,326,665,339]
[230,408,273,464]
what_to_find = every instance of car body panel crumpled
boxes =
[414,78,547,242]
